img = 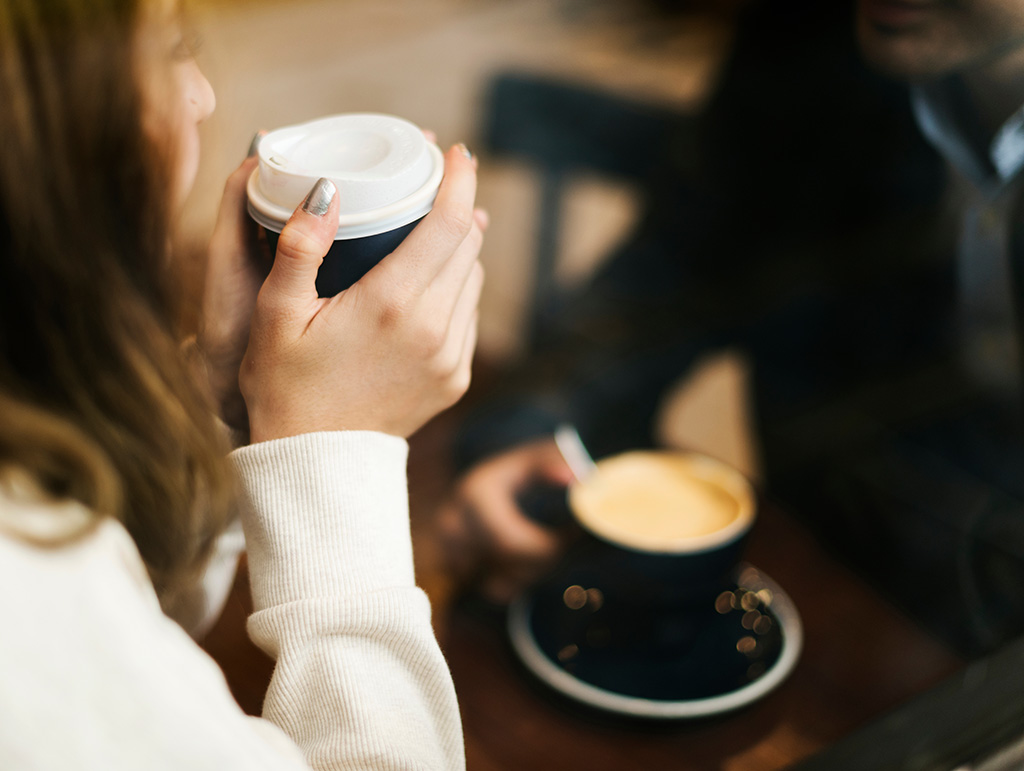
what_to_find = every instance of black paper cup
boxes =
[262,216,424,296]
[247,113,444,297]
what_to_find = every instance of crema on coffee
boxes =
[569,451,754,553]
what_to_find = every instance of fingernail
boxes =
[247,130,266,158]
[457,142,473,161]
[301,177,336,216]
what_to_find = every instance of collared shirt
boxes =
[912,84,1024,401]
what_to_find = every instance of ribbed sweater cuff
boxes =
[230,431,412,611]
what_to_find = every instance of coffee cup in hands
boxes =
[240,140,484,443]
[247,113,444,296]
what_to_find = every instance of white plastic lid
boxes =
[246,113,444,240]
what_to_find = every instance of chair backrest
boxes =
[480,71,693,348]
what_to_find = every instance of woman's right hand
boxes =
[240,144,486,443]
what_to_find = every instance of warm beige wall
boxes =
[182,0,758,473]
[183,0,729,360]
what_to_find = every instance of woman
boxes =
[0,0,484,767]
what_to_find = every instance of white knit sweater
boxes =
[0,431,465,770]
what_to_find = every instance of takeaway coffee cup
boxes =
[247,113,444,296]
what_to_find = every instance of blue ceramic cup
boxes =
[563,451,757,615]
[247,113,444,296]
[512,452,779,709]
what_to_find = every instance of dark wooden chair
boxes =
[479,71,696,348]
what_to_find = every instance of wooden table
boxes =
[429,502,961,770]
[201,389,963,770]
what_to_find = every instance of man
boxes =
[443,0,1024,656]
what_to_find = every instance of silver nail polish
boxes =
[457,142,473,161]
[301,177,336,216]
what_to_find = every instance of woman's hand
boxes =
[241,144,486,443]
[197,148,268,430]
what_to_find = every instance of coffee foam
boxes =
[569,452,755,554]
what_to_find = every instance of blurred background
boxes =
[183,0,755,472]
[189,8,1022,766]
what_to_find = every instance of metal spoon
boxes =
[554,423,598,481]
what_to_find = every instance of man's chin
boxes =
[856,18,953,82]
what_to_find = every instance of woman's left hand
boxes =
[197,151,268,431]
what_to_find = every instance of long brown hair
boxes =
[0,0,236,602]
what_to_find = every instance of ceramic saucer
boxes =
[507,563,802,719]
